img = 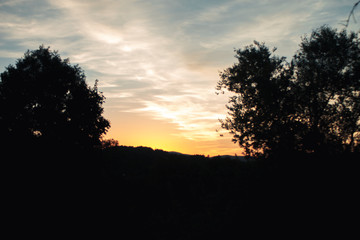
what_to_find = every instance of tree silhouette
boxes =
[101,138,119,149]
[0,46,110,150]
[217,26,360,157]
[293,27,360,154]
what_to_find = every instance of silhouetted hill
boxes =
[96,146,360,237]
[5,144,359,238]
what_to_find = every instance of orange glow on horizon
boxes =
[104,107,244,157]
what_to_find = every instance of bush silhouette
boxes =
[0,45,110,150]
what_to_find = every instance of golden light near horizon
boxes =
[1,0,356,156]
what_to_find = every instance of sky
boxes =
[0,0,358,156]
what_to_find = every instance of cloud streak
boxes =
[0,0,357,154]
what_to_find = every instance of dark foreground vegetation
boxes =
[102,147,360,236]
[2,23,359,237]
[5,144,358,238]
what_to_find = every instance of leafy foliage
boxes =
[293,27,360,153]
[0,46,110,149]
[217,26,360,157]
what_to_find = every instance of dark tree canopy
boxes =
[0,46,110,149]
[217,26,360,158]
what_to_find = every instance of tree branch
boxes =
[343,1,360,28]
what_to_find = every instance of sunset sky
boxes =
[0,0,358,156]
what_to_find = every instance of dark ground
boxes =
[3,145,359,238]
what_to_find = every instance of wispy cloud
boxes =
[0,0,357,154]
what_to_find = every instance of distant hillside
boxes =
[105,145,247,160]
[99,145,261,236]
[9,144,357,238]
[98,146,327,237]
[211,154,247,161]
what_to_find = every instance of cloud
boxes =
[0,0,356,153]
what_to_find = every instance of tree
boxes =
[217,26,360,158]
[0,46,110,149]
[101,138,119,149]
